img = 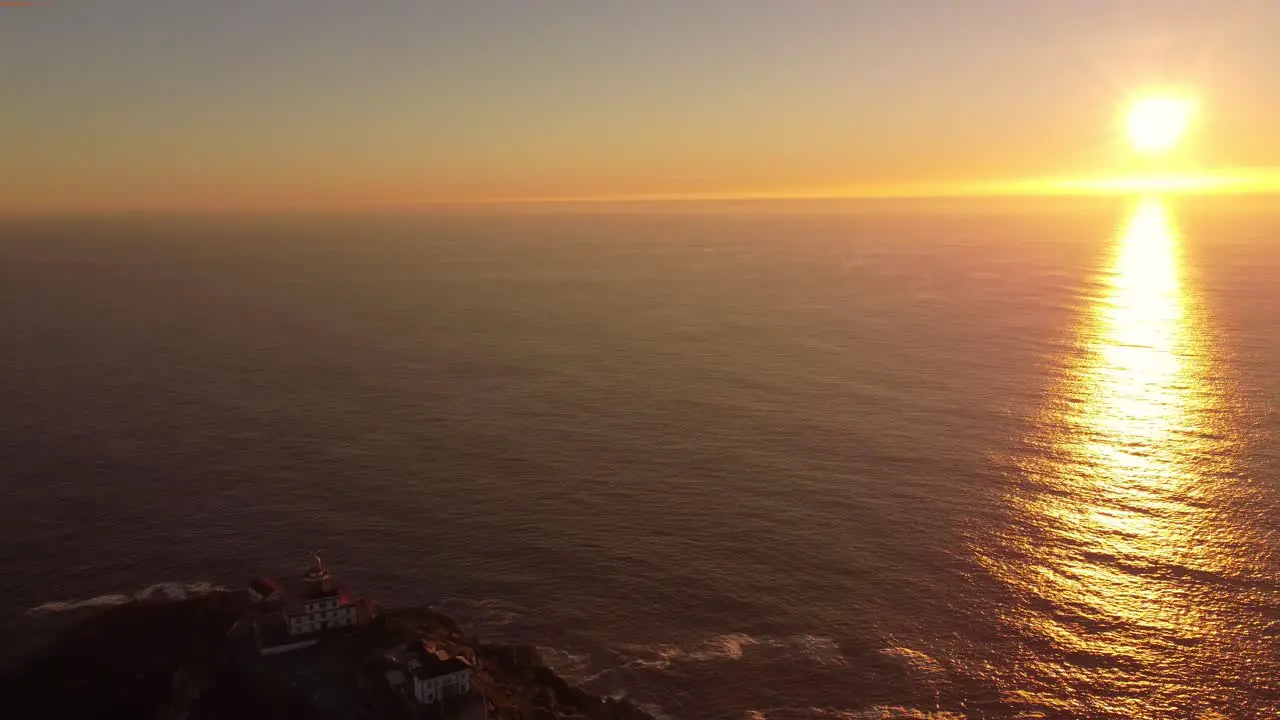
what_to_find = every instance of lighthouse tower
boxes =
[302,553,334,596]
[284,553,360,636]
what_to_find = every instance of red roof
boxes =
[249,577,285,597]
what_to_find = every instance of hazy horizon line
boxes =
[4,170,1279,217]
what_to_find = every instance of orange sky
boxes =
[4,2,1280,213]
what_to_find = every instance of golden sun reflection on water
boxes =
[980,198,1273,719]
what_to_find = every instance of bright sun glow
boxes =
[1125,96,1196,154]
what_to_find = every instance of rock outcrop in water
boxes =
[0,590,653,720]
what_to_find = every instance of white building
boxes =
[286,594,360,635]
[284,554,361,636]
[407,648,471,705]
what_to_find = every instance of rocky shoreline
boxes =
[0,590,654,720]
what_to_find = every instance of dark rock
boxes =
[0,591,250,718]
[3,593,654,720]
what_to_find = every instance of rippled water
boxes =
[1,200,1277,718]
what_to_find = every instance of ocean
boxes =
[1,199,1278,719]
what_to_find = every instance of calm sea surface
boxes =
[1,200,1278,719]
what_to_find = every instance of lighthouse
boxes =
[284,553,361,636]
[302,552,334,596]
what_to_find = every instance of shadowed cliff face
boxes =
[0,591,317,719]
[0,593,654,720]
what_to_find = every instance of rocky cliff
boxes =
[0,592,653,720]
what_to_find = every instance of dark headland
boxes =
[0,588,655,720]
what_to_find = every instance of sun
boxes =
[1125,96,1196,154]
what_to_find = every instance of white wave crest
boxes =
[826,707,967,720]
[537,645,593,679]
[634,701,675,720]
[744,707,966,720]
[772,633,846,667]
[26,581,225,616]
[687,632,759,661]
[878,646,945,675]
[618,632,758,670]
[617,631,846,669]
[432,597,525,630]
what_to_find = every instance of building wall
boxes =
[302,596,342,614]
[287,604,359,636]
[413,670,470,704]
